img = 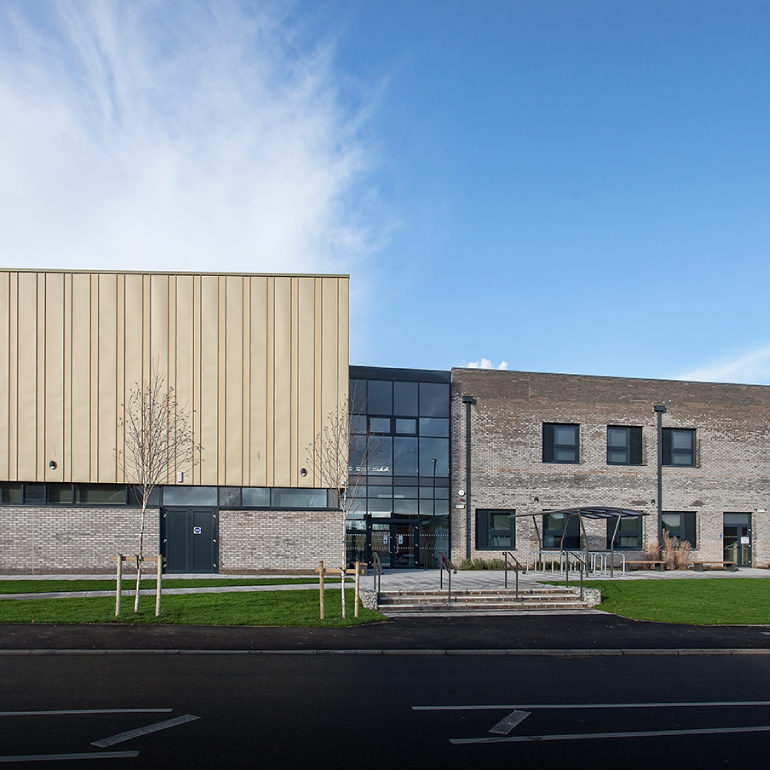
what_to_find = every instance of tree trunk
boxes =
[134,503,146,613]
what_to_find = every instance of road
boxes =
[2,652,770,768]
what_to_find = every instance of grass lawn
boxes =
[0,589,383,627]
[0,577,337,594]
[558,578,770,625]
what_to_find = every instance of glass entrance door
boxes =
[723,513,752,566]
[368,519,419,567]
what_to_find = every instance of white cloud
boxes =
[676,345,770,385]
[466,358,508,370]
[0,0,379,274]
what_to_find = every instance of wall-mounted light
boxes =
[48,460,57,470]
[534,496,539,503]
[300,467,308,477]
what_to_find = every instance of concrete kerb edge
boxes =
[0,648,768,657]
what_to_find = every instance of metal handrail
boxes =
[371,551,382,594]
[502,551,523,599]
[439,551,457,600]
[564,551,585,601]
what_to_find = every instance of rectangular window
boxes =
[271,488,328,508]
[241,487,270,508]
[367,380,393,415]
[606,517,642,549]
[395,418,417,435]
[542,423,579,463]
[349,414,366,434]
[476,509,516,550]
[607,426,642,465]
[0,483,22,504]
[47,484,74,504]
[662,511,697,546]
[161,486,217,506]
[74,484,128,505]
[419,417,449,437]
[663,428,695,467]
[542,513,581,549]
[368,417,392,434]
[393,381,418,416]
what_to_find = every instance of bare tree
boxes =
[305,395,375,618]
[118,370,201,612]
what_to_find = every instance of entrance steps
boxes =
[376,586,596,615]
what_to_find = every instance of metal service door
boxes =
[723,513,751,567]
[162,508,218,573]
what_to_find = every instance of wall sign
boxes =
[193,526,202,535]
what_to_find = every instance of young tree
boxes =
[305,397,374,618]
[118,370,200,612]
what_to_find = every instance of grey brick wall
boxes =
[219,509,344,572]
[0,506,160,574]
[0,505,344,574]
[451,369,770,568]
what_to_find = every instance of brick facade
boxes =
[0,505,344,573]
[0,506,160,574]
[450,369,770,568]
[219,509,344,572]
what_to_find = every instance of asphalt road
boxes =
[2,653,770,768]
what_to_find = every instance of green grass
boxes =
[550,578,770,625]
[0,589,383,627]
[0,577,338,594]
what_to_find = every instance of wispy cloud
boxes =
[466,358,508,370]
[676,345,770,385]
[0,0,379,273]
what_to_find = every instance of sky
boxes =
[1,1,770,385]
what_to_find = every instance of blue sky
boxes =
[2,1,769,384]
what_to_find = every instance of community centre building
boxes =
[1,268,769,572]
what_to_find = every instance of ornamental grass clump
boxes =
[675,540,692,569]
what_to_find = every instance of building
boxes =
[0,269,348,573]
[450,368,770,569]
[1,269,769,572]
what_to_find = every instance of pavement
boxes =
[0,567,768,655]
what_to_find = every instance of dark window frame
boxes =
[476,509,516,550]
[606,425,643,465]
[542,423,580,464]
[662,511,697,546]
[662,428,696,467]
[605,516,642,549]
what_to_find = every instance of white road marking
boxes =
[0,709,172,716]
[450,724,770,744]
[413,700,770,711]
[0,751,139,762]
[488,710,530,735]
[91,714,199,748]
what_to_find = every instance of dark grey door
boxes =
[162,508,218,573]
[723,512,751,567]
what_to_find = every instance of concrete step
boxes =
[375,587,596,615]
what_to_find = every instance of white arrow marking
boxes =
[91,714,199,747]
[488,710,530,735]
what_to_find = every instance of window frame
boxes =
[662,511,697,546]
[606,516,642,550]
[662,428,696,467]
[476,509,516,550]
[542,423,580,464]
[606,425,643,466]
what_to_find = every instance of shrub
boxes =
[662,531,677,570]
[675,540,692,570]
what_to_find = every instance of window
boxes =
[367,380,393,415]
[419,382,449,417]
[607,426,642,465]
[271,488,328,508]
[241,488,270,507]
[663,428,695,467]
[542,423,579,463]
[419,437,449,476]
[606,516,642,549]
[662,512,697,546]
[542,513,580,549]
[393,381,418,416]
[476,510,516,550]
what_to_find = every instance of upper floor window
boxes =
[663,428,695,467]
[543,423,579,463]
[607,425,643,465]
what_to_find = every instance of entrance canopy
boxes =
[514,507,649,574]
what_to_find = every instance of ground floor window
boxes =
[476,509,516,550]
[662,511,697,546]
[606,516,641,549]
[542,513,580,549]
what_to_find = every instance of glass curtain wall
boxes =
[347,367,450,568]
